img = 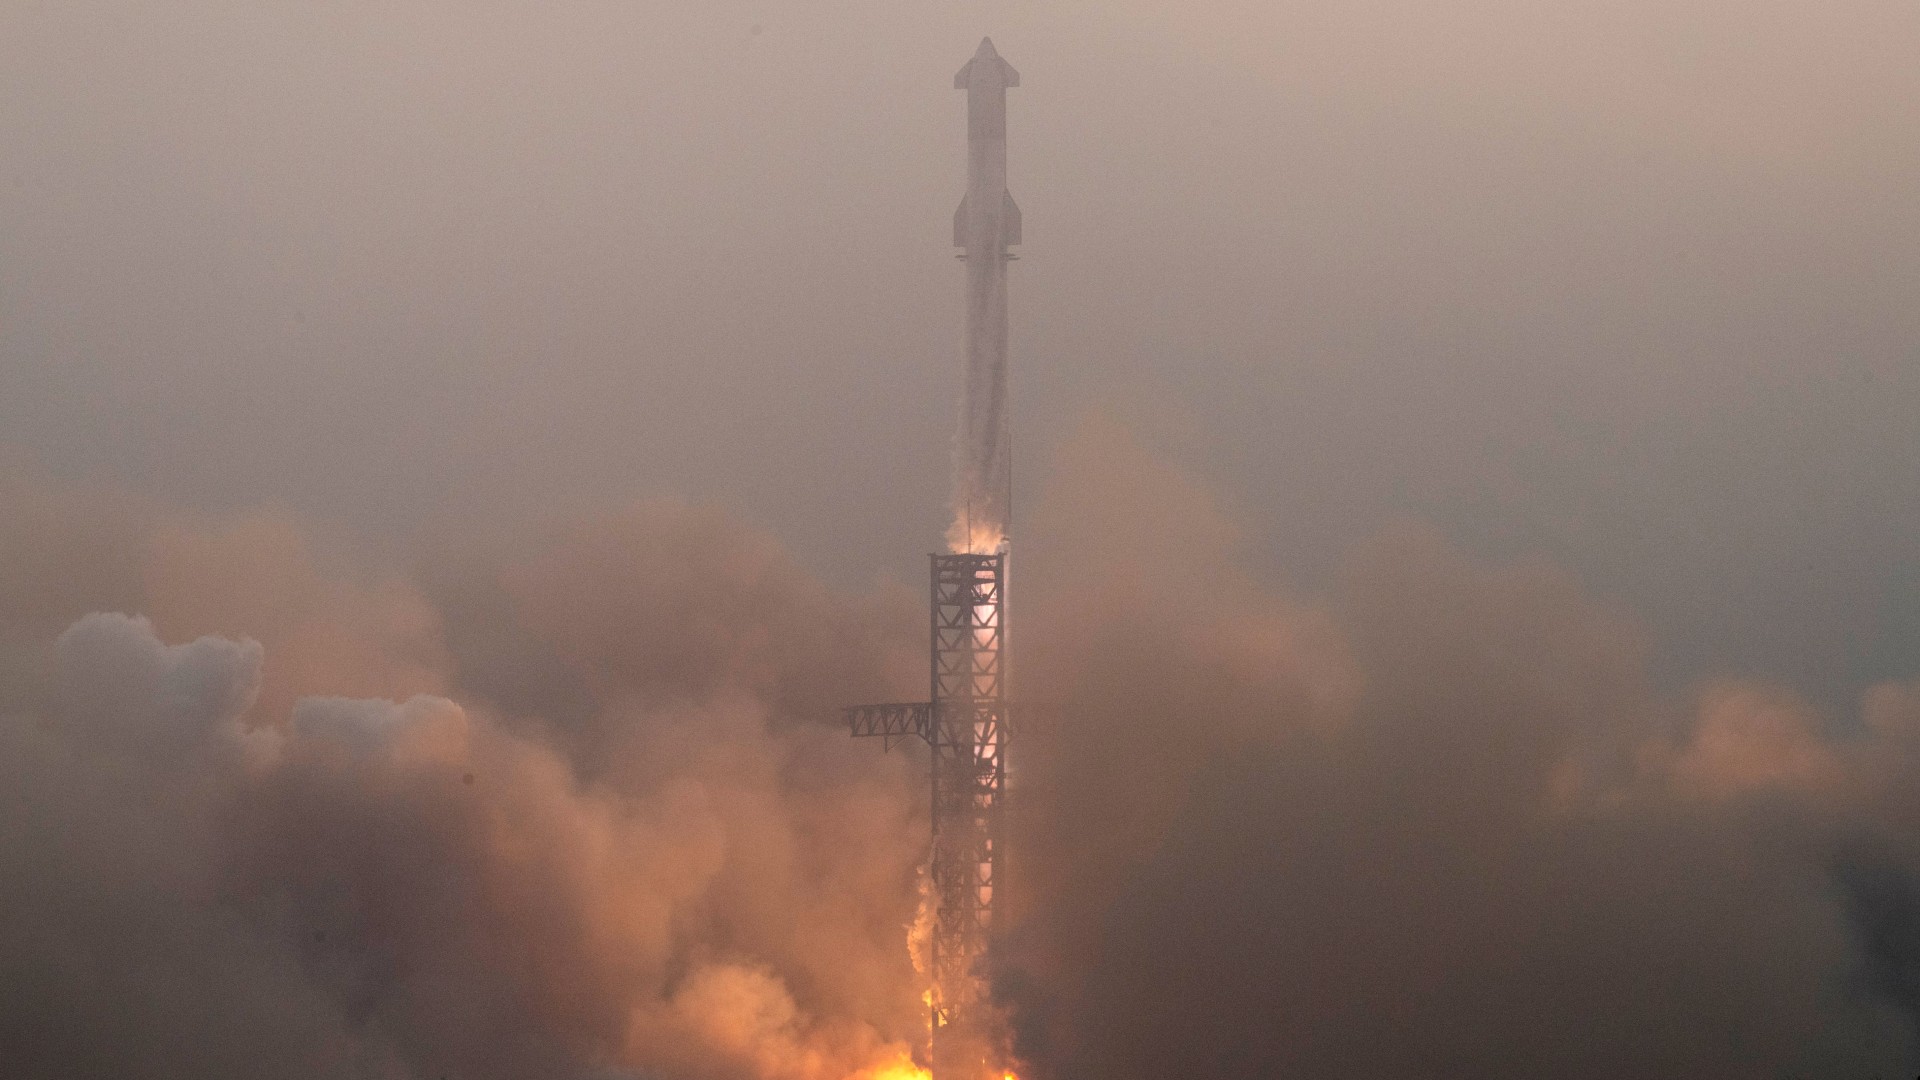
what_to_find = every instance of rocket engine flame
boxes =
[947,518,1007,557]
[861,1051,933,1080]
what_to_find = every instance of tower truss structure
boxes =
[848,553,1009,1079]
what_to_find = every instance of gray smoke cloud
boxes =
[0,612,356,1078]
[997,420,1920,1079]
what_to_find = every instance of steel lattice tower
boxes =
[927,549,1006,1031]
[847,554,1009,1078]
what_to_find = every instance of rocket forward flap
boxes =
[952,56,1020,89]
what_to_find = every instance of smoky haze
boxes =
[5,1,1919,703]
[5,2,1920,1078]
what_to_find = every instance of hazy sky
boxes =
[5,0,1919,703]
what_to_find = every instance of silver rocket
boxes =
[950,38,1020,554]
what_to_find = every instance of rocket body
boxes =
[950,38,1019,554]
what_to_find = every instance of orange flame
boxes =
[861,1057,931,1080]
[946,518,1006,556]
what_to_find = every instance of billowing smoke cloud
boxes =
[997,420,1920,1078]
[6,422,1920,1078]
[0,473,933,1080]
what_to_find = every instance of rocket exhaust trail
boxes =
[950,37,1020,556]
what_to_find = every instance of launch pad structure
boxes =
[845,38,1022,1080]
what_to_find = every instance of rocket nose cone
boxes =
[956,36,1017,90]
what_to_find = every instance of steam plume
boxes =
[7,427,1920,1078]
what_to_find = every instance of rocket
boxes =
[950,38,1019,554]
